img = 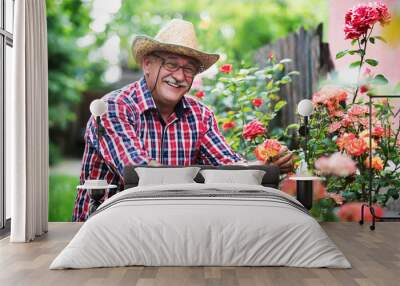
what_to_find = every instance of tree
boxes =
[47,0,107,165]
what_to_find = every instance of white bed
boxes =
[50,183,351,269]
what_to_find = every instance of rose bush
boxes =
[194,55,299,160]
[298,2,400,220]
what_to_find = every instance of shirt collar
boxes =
[136,77,191,119]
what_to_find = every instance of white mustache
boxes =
[163,76,189,88]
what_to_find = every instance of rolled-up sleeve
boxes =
[86,99,152,175]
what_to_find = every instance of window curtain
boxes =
[7,0,49,242]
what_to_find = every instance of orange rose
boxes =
[336,133,356,151]
[345,138,368,156]
[364,156,384,171]
[254,139,282,162]
[359,130,378,149]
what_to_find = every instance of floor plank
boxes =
[0,222,399,286]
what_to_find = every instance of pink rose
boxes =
[312,86,348,116]
[242,120,266,141]
[315,152,357,177]
[328,193,344,205]
[348,104,368,116]
[328,122,342,133]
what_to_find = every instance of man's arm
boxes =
[86,99,153,175]
[198,110,293,171]
[198,111,244,165]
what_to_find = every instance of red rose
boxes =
[242,120,266,141]
[359,85,369,93]
[222,121,236,131]
[220,64,233,74]
[252,98,263,108]
[194,90,205,99]
[344,2,391,40]
[372,126,384,137]
[375,2,391,25]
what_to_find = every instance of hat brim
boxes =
[132,35,219,72]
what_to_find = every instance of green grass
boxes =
[49,174,79,222]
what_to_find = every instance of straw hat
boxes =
[132,19,219,72]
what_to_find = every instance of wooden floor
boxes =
[0,222,399,286]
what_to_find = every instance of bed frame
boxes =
[123,164,281,189]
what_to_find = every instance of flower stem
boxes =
[353,25,375,104]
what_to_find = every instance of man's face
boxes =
[143,52,200,106]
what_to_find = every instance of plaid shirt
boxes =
[72,77,242,221]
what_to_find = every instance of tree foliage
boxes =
[107,0,327,67]
[47,0,107,165]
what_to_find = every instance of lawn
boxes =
[49,174,79,222]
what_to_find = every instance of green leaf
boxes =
[351,39,358,46]
[369,37,375,44]
[375,36,387,43]
[266,80,273,90]
[287,70,300,76]
[274,100,287,112]
[348,49,363,55]
[279,58,292,64]
[349,60,361,68]
[285,123,300,131]
[372,74,389,85]
[365,59,378,66]
[336,50,348,59]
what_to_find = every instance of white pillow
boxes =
[200,169,266,185]
[135,167,200,186]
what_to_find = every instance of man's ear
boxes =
[142,57,150,76]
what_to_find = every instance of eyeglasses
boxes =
[152,54,199,78]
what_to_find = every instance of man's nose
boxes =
[172,67,185,81]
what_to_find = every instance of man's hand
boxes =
[271,146,293,173]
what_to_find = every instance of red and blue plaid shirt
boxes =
[73,77,242,221]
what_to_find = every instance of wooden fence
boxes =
[253,23,334,127]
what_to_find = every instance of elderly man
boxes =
[73,19,293,222]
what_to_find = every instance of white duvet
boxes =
[50,183,351,269]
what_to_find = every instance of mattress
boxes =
[50,183,351,269]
